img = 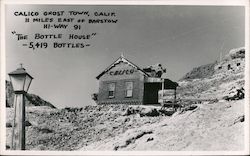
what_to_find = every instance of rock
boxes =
[122,107,137,116]
[25,121,32,127]
[225,47,245,60]
[183,105,198,111]
[124,117,130,122]
[147,137,154,142]
[208,99,219,104]
[223,87,245,101]
[234,115,244,124]
[139,108,160,117]
[159,109,175,116]
[222,96,230,101]
[36,127,54,133]
[225,105,232,108]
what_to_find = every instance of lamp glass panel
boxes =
[10,75,25,91]
[24,75,32,92]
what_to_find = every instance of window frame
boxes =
[108,82,116,98]
[125,81,133,98]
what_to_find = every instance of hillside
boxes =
[180,62,216,80]
[180,47,244,81]
[6,105,169,150]
[177,47,245,100]
[5,81,56,108]
[6,98,244,151]
[81,100,244,151]
[5,47,246,151]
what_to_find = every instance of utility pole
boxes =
[219,52,222,62]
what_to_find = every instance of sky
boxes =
[5,5,245,108]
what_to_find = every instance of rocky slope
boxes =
[81,100,244,151]
[180,62,216,80]
[5,81,56,108]
[6,105,169,150]
[6,99,244,151]
[180,47,244,81]
[177,47,245,100]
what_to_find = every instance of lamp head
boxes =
[8,64,33,93]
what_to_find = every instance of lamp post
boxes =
[8,64,33,150]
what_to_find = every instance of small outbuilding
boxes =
[94,55,178,105]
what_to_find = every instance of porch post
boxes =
[161,78,164,105]
[174,88,176,103]
[174,88,177,111]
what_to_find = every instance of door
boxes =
[143,83,160,104]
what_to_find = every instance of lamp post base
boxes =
[11,93,26,150]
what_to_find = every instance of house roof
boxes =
[145,77,178,89]
[96,55,151,79]
[163,78,179,89]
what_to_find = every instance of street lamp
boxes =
[8,64,33,150]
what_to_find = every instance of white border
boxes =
[244,0,250,154]
[0,0,248,5]
[0,0,7,155]
[0,0,249,155]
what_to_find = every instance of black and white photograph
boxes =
[0,0,249,155]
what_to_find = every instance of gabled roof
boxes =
[96,55,150,79]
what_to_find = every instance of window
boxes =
[125,82,133,97]
[108,83,115,98]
